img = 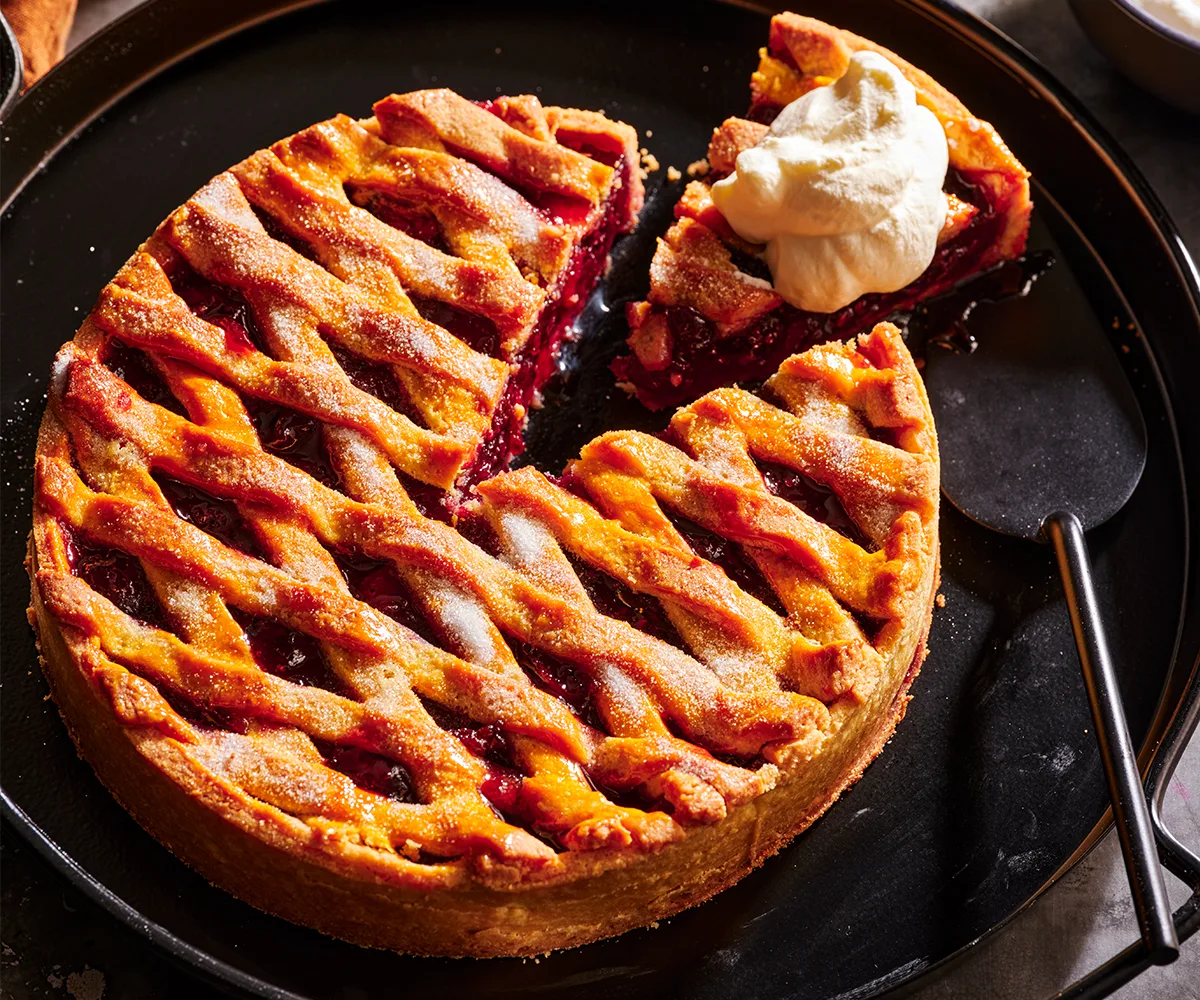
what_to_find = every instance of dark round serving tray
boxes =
[2,2,1198,998]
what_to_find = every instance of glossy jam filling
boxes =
[418,698,525,816]
[456,510,676,728]
[313,739,420,804]
[169,262,271,357]
[172,260,443,494]
[899,248,1054,358]
[327,343,420,424]
[565,554,685,650]
[152,473,263,558]
[245,399,342,491]
[169,264,340,488]
[514,640,604,731]
[229,610,345,693]
[395,472,453,523]
[345,189,453,255]
[101,340,187,417]
[612,168,1008,411]
[458,155,633,493]
[756,460,873,551]
[408,294,500,359]
[332,548,440,645]
[663,511,788,618]
[61,525,169,629]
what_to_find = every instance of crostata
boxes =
[28,12,1029,957]
[614,13,1031,409]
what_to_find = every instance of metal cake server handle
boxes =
[1046,511,1177,967]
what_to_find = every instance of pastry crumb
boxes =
[65,967,106,1000]
[935,592,946,608]
[666,165,682,182]
[687,158,710,177]
[640,148,660,174]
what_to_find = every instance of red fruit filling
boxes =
[346,191,452,255]
[152,473,263,558]
[663,511,788,617]
[169,261,271,357]
[313,740,420,804]
[100,340,187,418]
[514,640,604,731]
[565,553,686,650]
[756,460,873,552]
[244,398,342,491]
[332,547,440,645]
[61,526,169,630]
[460,154,634,493]
[327,342,423,426]
[229,610,345,694]
[418,698,526,818]
[612,168,1011,411]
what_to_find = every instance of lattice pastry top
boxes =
[82,89,641,501]
[29,77,941,960]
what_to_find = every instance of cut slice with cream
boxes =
[711,51,950,314]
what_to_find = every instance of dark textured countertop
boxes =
[2,1,1197,998]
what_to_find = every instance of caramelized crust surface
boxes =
[30,68,941,959]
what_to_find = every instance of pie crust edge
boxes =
[27,532,937,957]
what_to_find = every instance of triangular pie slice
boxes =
[614,11,1032,410]
[29,40,945,958]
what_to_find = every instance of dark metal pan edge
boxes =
[0,794,300,1000]
[2,1,1198,997]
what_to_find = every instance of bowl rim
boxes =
[1109,0,1200,55]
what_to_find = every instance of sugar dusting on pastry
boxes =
[428,581,495,664]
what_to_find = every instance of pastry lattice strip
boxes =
[35,298,932,871]
[31,84,935,870]
[477,324,936,705]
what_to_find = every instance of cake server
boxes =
[923,298,1196,991]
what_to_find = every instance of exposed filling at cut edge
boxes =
[612,166,1011,411]
[459,151,634,496]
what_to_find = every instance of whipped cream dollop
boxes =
[711,51,949,314]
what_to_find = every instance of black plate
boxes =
[2,2,1199,999]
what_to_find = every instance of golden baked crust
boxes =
[30,309,937,954]
[28,74,942,959]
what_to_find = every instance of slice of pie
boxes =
[29,69,943,957]
[614,12,1032,410]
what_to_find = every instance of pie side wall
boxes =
[27,529,938,958]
